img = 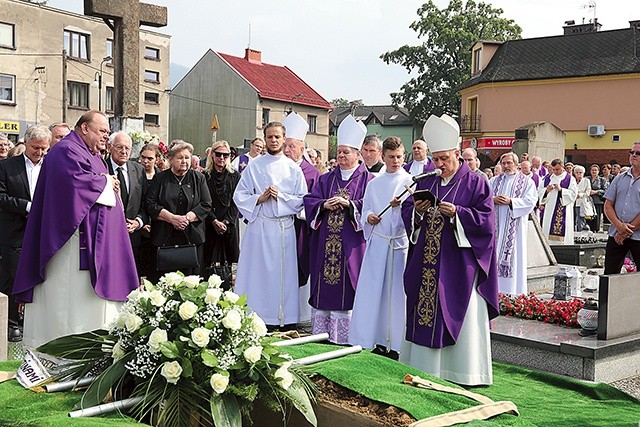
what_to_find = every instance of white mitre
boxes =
[282,112,309,142]
[422,114,460,153]
[338,114,367,150]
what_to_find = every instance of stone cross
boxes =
[84,0,167,118]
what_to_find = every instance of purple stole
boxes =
[492,173,527,278]
[304,163,374,311]
[237,154,250,174]
[401,162,499,348]
[530,172,540,188]
[403,159,436,174]
[295,159,320,286]
[542,173,572,240]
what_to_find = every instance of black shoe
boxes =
[8,325,22,342]
[371,345,399,360]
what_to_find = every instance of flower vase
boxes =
[577,300,598,336]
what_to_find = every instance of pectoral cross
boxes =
[85,0,167,117]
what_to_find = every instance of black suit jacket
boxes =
[145,168,212,247]
[107,159,149,246]
[0,155,32,246]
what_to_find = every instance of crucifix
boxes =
[84,0,167,118]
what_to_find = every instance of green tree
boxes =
[331,98,350,107]
[381,0,521,122]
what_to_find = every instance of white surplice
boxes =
[232,154,307,326]
[539,171,578,245]
[349,170,412,352]
[490,172,538,295]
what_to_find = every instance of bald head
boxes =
[412,140,427,161]
[283,137,305,162]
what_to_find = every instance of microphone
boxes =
[412,168,442,182]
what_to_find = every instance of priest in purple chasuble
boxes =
[404,139,436,176]
[304,115,373,344]
[13,111,139,349]
[400,114,499,386]
[539,158,578,245]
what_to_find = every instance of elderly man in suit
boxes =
[107,131,149,271]
[0,125,51,340]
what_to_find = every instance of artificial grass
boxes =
[2,344,639,426]
[284,343,640,427]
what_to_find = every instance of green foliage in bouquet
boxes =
[37,272,317,427]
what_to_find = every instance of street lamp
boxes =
[93,56,112,112]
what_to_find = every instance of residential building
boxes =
[459,20,640,167]
[330,105,419,157]
[0,0,170,144]
[169,48,331,158]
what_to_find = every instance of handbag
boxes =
[205,246,233,291]
[580,196,595,218]
[157,229,199,272]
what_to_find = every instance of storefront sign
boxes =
[0,120,20,133]
[462,136,515,149]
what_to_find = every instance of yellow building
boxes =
[0,0,170,143]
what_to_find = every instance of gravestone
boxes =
[512,122,565,164]
[598,272,640,340]
[0,292,7,361]
[84,0,167,135]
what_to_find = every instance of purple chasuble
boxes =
[304,163,373,310]
[401,161,499,348]
[14,131,138,303]
[542,172,572,239]
[295,159,321,286]
[403,159,436,174]
[530,173,540,188]
[237,154,250,174]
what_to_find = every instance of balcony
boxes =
[460,115,481,133]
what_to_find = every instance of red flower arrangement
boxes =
[157,140,168,155]
[499,293,585,328]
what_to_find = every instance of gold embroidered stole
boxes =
[322,187,350,285]
[417,208,445,327]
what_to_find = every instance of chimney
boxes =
[630,20,640,29]
[563,18,601,35]
[245,48,262,64]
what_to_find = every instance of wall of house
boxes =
[0,0,170,142]
[169,51,258,156]
[365,124,417,156]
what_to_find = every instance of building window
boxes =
[144,47,160,60]
[144,114,159,126]
[144,91,159,104]
[262,108,270,127]
[105,86,114,112]
[0,74,15,103]
[106,39,113,65]
[0,22,15,49]
[64,30,90,61]
[144,70,160,83]
[472,48,482,74]
[67,81,89,108]
[308,115,317,133]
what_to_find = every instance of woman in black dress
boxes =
[145,140,212,282]
[203,141,241,276]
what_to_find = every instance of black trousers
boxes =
[603,236,640,275]
[0,245,21,324]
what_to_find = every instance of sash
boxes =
[492,173,527,278]
[542,173,572,240]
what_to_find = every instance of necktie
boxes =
[116,166,129,209]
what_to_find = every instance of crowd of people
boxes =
[1,110,639,388]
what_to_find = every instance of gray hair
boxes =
[109,130,132,145]
[500,151,519,164]
[168,140,194,158]
[49,122,70,131]
[24,125,52,143]
[573,165,585,174]
[0,132,8,142]
[362,134,382,150]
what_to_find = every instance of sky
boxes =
[46,0,640,105]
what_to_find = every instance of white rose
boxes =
[161,361,183,384]
[224,291,240,304]
[183,275,201,289]
[149,289,167,307]
[275,363,294,390]
[163,272,183,287]
[148,328,168,353]
[208,274,223,288]
[141,278,154,289]
[178,301,198,320]
[127,288,142,302]
[123,313,143,332]
[191,327,212,348]
[222,309,242,330]
[250,312,268,337]
[243,345,263,364]
[112,340,125,360]
[210,373,229,394]
[205,288,222,305]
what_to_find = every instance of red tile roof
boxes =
[217,51,331,109]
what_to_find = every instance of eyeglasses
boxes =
[629,150,640,156]
[214,152,230,158]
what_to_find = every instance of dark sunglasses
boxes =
[629,150,640,156]
[214,151,230,158]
